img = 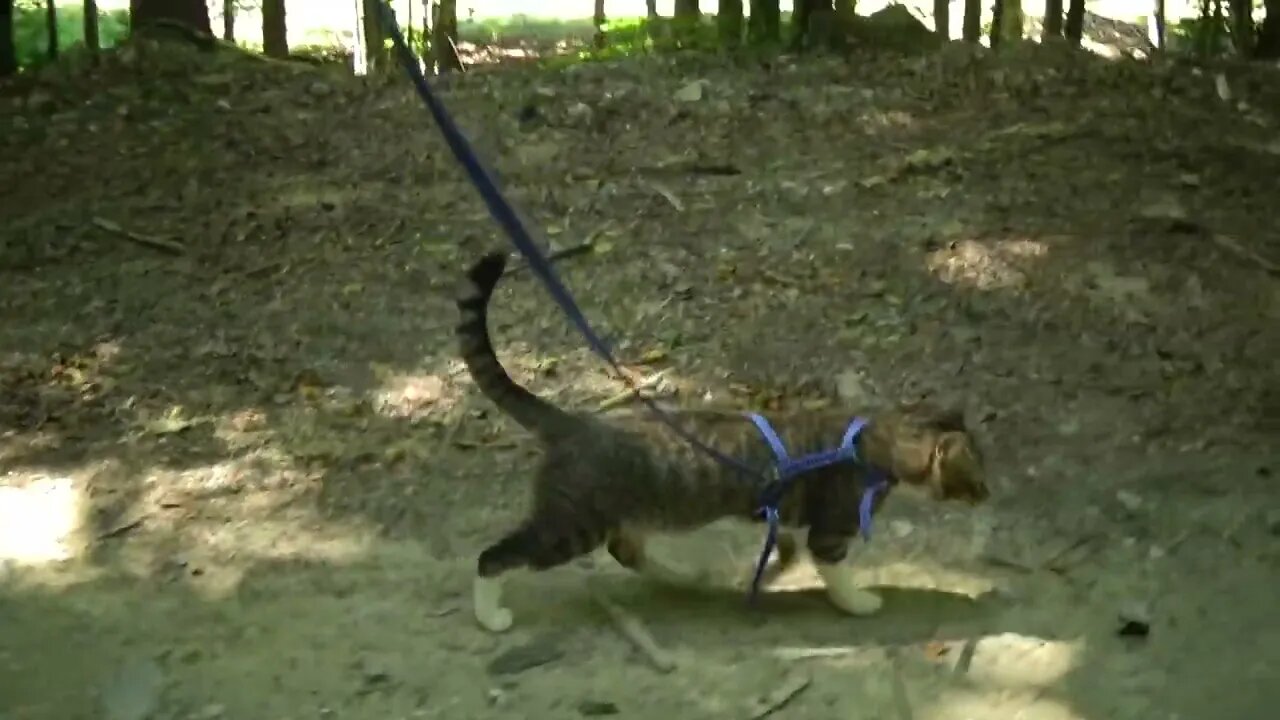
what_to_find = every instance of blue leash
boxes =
[373,2,883,599]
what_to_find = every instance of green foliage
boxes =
[11,1,130,69]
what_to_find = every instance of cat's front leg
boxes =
[808,531,882,616]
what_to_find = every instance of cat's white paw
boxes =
[473,576,514,633]
[815,561,883,616]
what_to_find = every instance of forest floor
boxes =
[2,36,1279,720]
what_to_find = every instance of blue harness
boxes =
[745,414,887,598]
[371,2,890,601]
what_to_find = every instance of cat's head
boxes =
[871,403,989,505]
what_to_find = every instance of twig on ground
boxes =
[747,670,811,720]
[770,646,860,661]
[590,590,675,673]
[952,638,978,677]
[91,217,185,255]
[1211,234,1279,276]
[886,648,915,720]
[596,370,668,412]
[507,239,596,274]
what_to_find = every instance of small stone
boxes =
[194,703,225,720]
[578,700,620,716]
[889,519,913,538]
[486,635,564,675]
[1116,490,1142,513]
[1118,601,1152,638]
[673,80,704,103]
[307,81,333,97]
[1265,509,1280,536]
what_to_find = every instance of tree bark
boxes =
[45,0,57,60]
[132,0,213,36]
[719,0,743,47]
[222,0,233,40]
[1064,0,1084,44]
[1259,0,1280,57]
[419,0,430,64]
[1042,0,1063,38]
[790,0,834,50]
[962,0,980,40]
[360,0,385,72]
[0,0,15,76]
[1228,0,1251,55]
[990,0,1022,47]
[262,0,287,57]
[432,0,461,72]
[84,0,100,53]
[1147,0,1165,50]
[934,0,950,38]
[748,0,780,43]
[593,0,606,48]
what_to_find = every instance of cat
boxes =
[456,250,989,632]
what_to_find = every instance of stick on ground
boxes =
[590,590,675,673]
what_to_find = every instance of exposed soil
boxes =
[2,37,1279,720]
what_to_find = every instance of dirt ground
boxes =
[2,38,1279,720]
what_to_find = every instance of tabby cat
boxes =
[456,251,989,633]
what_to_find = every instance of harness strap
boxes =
[745,414,887,600]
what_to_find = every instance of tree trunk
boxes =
[427,0,437,63]
[790,0,834,50]
[962,0,980,40]
[719,0,743,47]
[222,0,233,40]
[84,0,100,54]
[432,0,461,72]
[262,0,287,57]
[1064,0,1084,43]
[360,0,385,72]
[593,0,606,48]
[990,0,1022,47]
[748,0,781,43]
[0,0,15,76]
[132,0,213,36]
[45,0,57,60]
[934,0,949,38]
[1147,0,1165,50]
[1259,0,1280,57]
[1042,0,1063,38]
[1228,0,1251,55]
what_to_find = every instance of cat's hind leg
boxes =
[606,527,706,588]
[475,513,611,633]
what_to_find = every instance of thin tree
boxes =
[419,0,430,65]
[1227,0,1251,55]
[432,0,461,72]
[222,0,234,41]
[359,0,386,72]
[593,0,606,48]
[1042,0,1063,38]
[990,0,1022,47]
[45,0,58,60]
[962,0,980,40]
[934,0,949,38]
[1064,0,1084,43]
[85,0,100,54]
[1260,0,1280,56]
[1147,0,1165,51]
[262,0,287,57]
[748,0,780,44]
[0,0,14,76]
[719,0,743,47]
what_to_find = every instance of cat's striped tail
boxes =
[455,251,581,439]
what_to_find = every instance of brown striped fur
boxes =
[456,251,989,631]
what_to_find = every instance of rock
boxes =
[673,81,704,103]
[1118,601,1152,638]
[834,370,870,404]
[100,657,166,720]
[1116,490,1143,513]
[578,700,620,716]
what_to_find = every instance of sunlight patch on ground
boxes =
[918,687,1089,720]
[963,633,1084,689]
[0,474,84,565]
[926,238,1048,290]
